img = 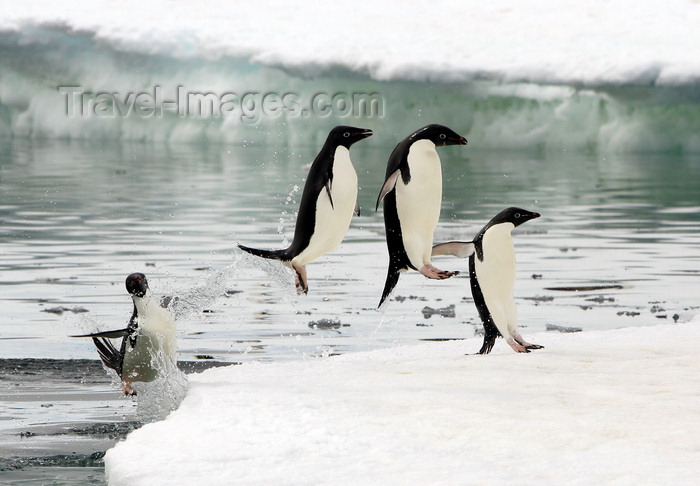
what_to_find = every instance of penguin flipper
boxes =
[376,170,400,210]
[324,180,334,209]
[238,244,288,261]
[432,241,476,258]
[71,328,130,339]
[92,337,124,377]
[378,266,401,308]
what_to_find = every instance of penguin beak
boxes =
[453,135,468,145]
[524,211,541,223]
[358,129,373,139]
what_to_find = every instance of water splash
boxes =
[132,346,188,423]
[276,183,300,246]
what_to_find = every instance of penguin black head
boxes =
[126,273,149,298]
[493,207,541,227]
[328,126,373,148]
[409,124,468,147]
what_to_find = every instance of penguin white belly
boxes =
[295,146,358,266]
[122,329,160,382]
[395,140,442,269]
[475,224,517,337]
[123,296,177,383]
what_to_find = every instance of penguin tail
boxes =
[238,244,288,261]
[378,267,401,308]
[92,337,123,376]
[478,335,497,355]
[477,317,501,355]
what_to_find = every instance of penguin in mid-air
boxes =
[432,207,544,354]
[238,125,373,294]
[376,124,468,307]
[72,273,177,395]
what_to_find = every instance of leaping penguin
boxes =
[72,273,177,395]
[432,207,544,354]
[376,124,468,307]
[238,126,372,294]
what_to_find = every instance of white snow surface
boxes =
[2,0,700,86]
[105,319,700,485]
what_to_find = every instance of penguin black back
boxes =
[238,125,372,294]
[469,207,542,354]
[471,207,540,262]
[376,124,468,210]
[287,126,373,258]
[376,124,468,307]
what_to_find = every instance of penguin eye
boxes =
[514,213,521,218]
[343,132,350,138]
[439,133,447,140]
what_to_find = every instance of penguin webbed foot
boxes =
[293,263,309,295]
[506,337,530,353]
[419,264,459,280]
[514,335,544,351]
[122,384,137,396]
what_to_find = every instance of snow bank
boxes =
[2,0,700,87]
[105,321,700,485]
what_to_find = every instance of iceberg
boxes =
[1,1,700,151]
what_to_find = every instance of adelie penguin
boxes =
[72,273,177,395]
[376,124,468,307]
[238,125,372,294]
[432,207,544,354]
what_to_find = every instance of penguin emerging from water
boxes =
[376,124,468,307]
[238,126,372,294]
[432,207,544,354]
[72,273,177,395]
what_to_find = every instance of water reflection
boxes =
[0,139,699,363]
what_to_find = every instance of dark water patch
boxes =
[421,305,456,319]
[547,324,583,333]
[393,295,428,303]
[0,359,112,385]
[0,452,105,472]
[33,421,142,439]
[41,306,90,315]
[617,310,641,317]
[0,358,233,380]
[0,468,104,485]
[523,295,555,302]
[178,360,232,374]
[586,296,616,303]
[545,285,626,292]
[308,318,343,330]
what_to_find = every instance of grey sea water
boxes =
[1,137,699,484]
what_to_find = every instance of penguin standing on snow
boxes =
[376,124,468,307]
[72,273,177,395]
[238,126,372,294]
[432,207,544,354]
